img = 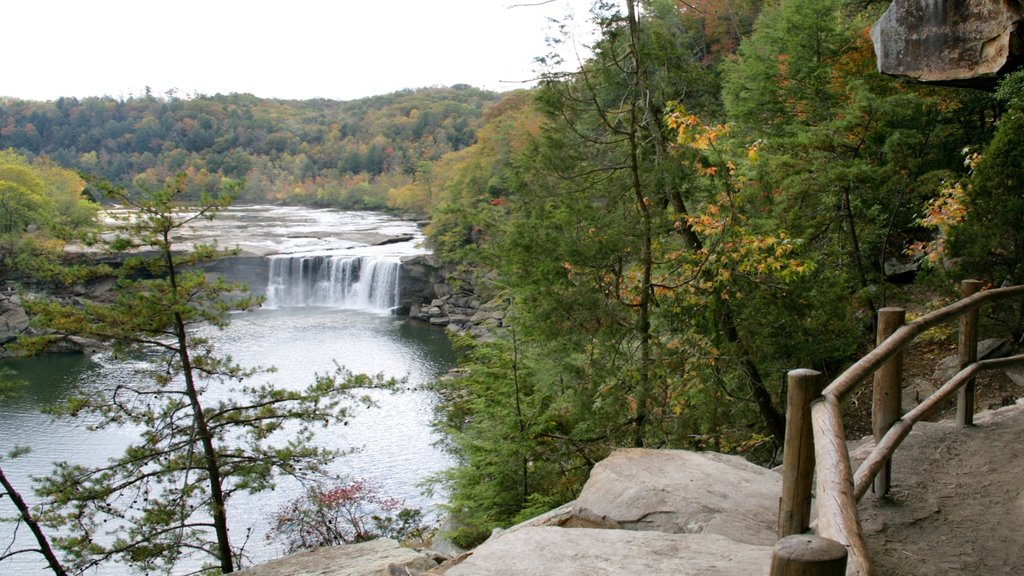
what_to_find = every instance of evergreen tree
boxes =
[948,70,1024,337]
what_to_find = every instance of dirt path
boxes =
[855,403,1024,575]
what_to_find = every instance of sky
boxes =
[5,0,610,102]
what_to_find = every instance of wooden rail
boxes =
[773,281,1024,576]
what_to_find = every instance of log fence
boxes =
[772,281,1024,576]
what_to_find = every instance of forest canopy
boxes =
[0,86,498,210]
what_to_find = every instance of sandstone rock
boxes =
[235,539,437,576]
[569,448,780,546]
[0,297,30,344]
[469,310,502,324]
[443,527,771,576]
[871,0,1024,88]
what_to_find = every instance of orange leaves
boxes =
[907,149,975,264]
[666,106,728,153]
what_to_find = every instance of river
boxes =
[0,207,456,574]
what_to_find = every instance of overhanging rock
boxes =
[871,0,1024,89]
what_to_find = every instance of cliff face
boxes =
[872,0,1024,89]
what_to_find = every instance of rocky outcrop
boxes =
[567,449,781,546]
[230,449,782,575]
[444,528,772,576]
[442,449,779,576]
[404,262,506,341]
[235,538,440,576]
[399,254,447,314]
[871,0,1024,88]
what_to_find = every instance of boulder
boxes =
[871,0,1024,88]
[568,448,780,546]
[0,297,29,344]
[933,338,1012,383]
[235,538,437,576]
[443,527,771,576]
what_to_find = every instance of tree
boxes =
[721,0,987,320]
[946,70,1024,337]
[24,175,380,574]
[0,150,99,241]
[0,151,51,235]
[426,1,794,545]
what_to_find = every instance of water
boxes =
[266,255,402,310]
[0,208,455,574]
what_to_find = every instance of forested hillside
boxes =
[418,0,1024,547]
[0,85,498,209]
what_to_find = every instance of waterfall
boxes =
[265,254,401,311]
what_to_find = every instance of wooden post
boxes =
[871,307,904,497]
[779,369,822,537]
[771,535,848,576]
[957,279,981,426]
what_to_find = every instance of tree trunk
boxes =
[626,0,653,448]
[165,237,234,573]
[0,465,69,576]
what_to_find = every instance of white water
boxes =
[266,254,402,311]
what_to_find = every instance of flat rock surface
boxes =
[444,527,771,576]
[570,448,781,546]
[236,538,436,576]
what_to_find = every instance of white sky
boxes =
[5,0,610,102]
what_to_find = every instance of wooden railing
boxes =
[770,281,1024,576]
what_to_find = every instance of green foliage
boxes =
[948,70,1024,290]
[427,1,796,543]
[429,335,586,548]
[0,149,100,240]
[422,0,1019,546]
[0,87,499,210]
[5,236,112,290]
[721,0,991,318]
[0,158,49,235]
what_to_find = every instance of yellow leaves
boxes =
[907,181,969,264]
[664,103,728,153]
[747,139,764,164]
[906,148,974,264]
